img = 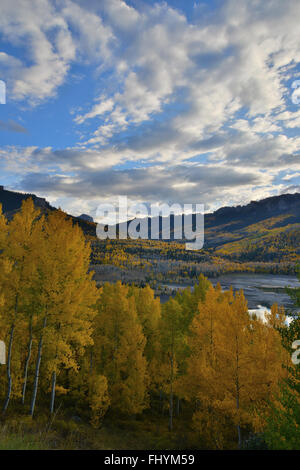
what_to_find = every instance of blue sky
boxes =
[0,0,300,218]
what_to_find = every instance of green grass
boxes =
[0,435,46,450]
[0,425,48,450]
[0,411,197,450]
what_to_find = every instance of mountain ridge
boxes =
[0,186,299,260]
[0,185,96,237]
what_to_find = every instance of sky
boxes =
[0,0,300,219]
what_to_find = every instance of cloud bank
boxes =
[0,0,300,215]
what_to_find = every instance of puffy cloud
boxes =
[0,0,72,103]
[0,0,113,104]
[74,98,115,124]
[1,0,300,214]
[13,150,267,215]
[75,0,299,141]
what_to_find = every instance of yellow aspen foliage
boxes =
[0,204,9,333]
[0,199,41,410]
[266,303,286,329]
[248,304,290,431]
[29,210,98,415]
[183,285,287,449]
[0,203,8,251]
[129,285,161,388]
[0,198,295,449]
[159,298,186,430]
[94,282,148,415]
[88,374,110,428]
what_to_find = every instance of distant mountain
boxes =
[112,192,300,261]
[205,192,300,246]
[113,191,299,234]
[78,213,94,223]
[0,185,53,216]
[0,185,96,236]
[207,192,300,232]
[0,185,299,261]
[202,193,300,261]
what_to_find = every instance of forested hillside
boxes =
[1,187,299,287]
[0,199,299,450]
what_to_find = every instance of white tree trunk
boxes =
[2,324,15,413]
[30,316,47,417]
[50,371,56,414]
[22,318,33,405]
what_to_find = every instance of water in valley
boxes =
[162,273,300,312]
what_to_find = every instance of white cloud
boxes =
[68,0,300,171]
[1,0,300,214]
[0,0,113,104]
[74,98,115,124]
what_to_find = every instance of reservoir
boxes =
[162,273,300,312]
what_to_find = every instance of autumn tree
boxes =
[159,297,187,431]
[93,281,148,415]
[262,315,300,449]
[182,285,287,448]
[263,271,300,449]
[129,285,161,391]
[29,210,98,416]
[88,374,110,428]
[0,199,41,413]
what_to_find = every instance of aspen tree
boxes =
[1,199,40,413]
[183,286,287,448]
[0,204,8,367]
[21,215,45,405]
[30,210,98,416]
[94,282,148,415]
[130,285,161,389]
[88,374,110,428]
[160,298,185,431]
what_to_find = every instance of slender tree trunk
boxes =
[176,396,180,417]
[90,349,93,373]
[236,394,242,449]
[113,314,119,382]
[50,325,60,414]
[3,293,19,414]
[159,389,163,414]
[235,335,242,449]
[50,371,56,414]
[168,325,175,432]
[30,315,47,417]
[2,323,15,413]
[22,316,33,405]
[3,261,25,413]
[169,354,174,432]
